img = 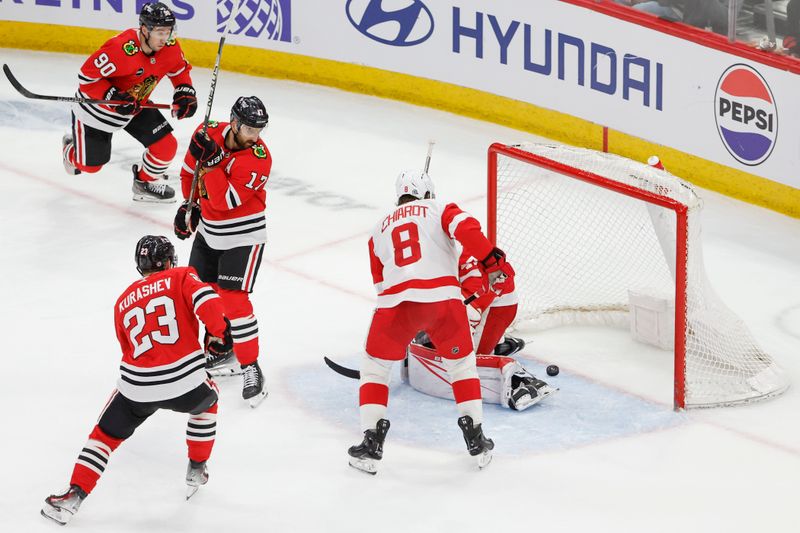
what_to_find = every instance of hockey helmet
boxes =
[139,2,176,31]
[230,96,269,129]
[395,169,435,203]
[135,235,177,275]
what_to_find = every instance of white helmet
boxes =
[395,170,435,203]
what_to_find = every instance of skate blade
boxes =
[348,456,378,475]
[186,485,200,500]
[132,194,177,204]
[41,506,71,525]
[477,449,493,469]
[247,389,268,408]
[207,365,243,377]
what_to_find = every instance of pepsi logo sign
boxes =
[714,64,777,166]
[346,0,434,47]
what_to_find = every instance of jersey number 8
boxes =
[122,296,180,358]
[391,222,422,267]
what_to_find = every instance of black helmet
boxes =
[230,96,269,129]
[139,2,176,30]
[135,235,177,275]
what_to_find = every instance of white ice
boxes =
[0,48,798,533]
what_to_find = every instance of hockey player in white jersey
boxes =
[348,169,515,473]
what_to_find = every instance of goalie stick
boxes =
[2,64,170,109]
[185,0,242,224]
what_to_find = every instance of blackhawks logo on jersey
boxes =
[166,37,177,46]
[122,40,139,56]
[207,120,219,128]
[252,144,267,159]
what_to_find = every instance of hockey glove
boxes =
[481,247,515,295]
[174,201,200,240]
[104,87,140,116]
[189,131,224,168]
[172,84,198,119]
[207,318,234,356]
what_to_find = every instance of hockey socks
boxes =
[70,425,124,495]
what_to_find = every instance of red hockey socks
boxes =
[186,399,218,463]
[445,353,483,423]
[138,133,177,181]
[69,425,125,495]
[219,289,259,366]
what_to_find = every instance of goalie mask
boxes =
[135,235,177,275]
[395,170,435,204]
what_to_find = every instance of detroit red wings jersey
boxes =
[368,200,495,308]
[74,28,192,132]
[113,266,226,403]
[180,121,272,250]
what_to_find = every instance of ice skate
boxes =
[41,485,87,525]
[457,415,494,469]
[241,361,267,408]
[206,349,241,377]
[132,164,176,203]
[62,134,80,175]
[494,335,525,356]
[348,419,390,475]
[185,460,208,500]
[508,373,558,411]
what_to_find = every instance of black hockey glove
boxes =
[207,318,234,356]
[174,201,200,240]
[189,131,224,168]
[104,86,140,115]
[172,84,198,119]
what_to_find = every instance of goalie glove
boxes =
[207,318,233,357]
[174,201,200,240]
[480,247,515,296]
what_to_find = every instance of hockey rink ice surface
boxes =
[1,49,798,532]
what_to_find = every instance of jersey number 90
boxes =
[122,296,180,358]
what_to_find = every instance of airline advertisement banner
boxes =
[1,0,797,188]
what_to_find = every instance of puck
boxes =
[546,365,559,377]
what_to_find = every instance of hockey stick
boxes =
[2,64,170,109]
[424,140,435,173]
[185,0,242,223]
[323,356,360,379]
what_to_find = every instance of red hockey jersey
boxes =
[74,28,192,132]
[368,200,495,308]
[113,266,226,403]
[180,121,272,250]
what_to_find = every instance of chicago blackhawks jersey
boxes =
[113,266,226,403]
[74,28,192,132]
[368,200,495,308]
[180,121,272,250]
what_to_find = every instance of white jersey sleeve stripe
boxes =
[446,212,470,240]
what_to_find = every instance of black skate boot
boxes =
[185,460,209,500]
[457,415,494,469]
[62,134,80,175]
[41,484,87,525]
[348,418,390,475]
[508,372,557,411]
[241,361,267,408]
[132,164,176,203]
[493,335,525,356]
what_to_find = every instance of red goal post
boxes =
[487,142,788,409]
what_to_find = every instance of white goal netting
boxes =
[491,143,788,408]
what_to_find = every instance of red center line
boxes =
[0,162,373,302]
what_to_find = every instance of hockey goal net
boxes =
[488,142,788,409]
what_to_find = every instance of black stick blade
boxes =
[323,357,360,379]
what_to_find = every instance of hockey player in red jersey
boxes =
[348,170,514,474]
[41,236,231,525]
[405,251,556,411]
[61,2,198,203]
[173,96,271,408]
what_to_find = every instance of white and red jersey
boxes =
[74,28,192,132]
[113,266,226,403]
[180,121,271,250]
[368,200,495,308]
